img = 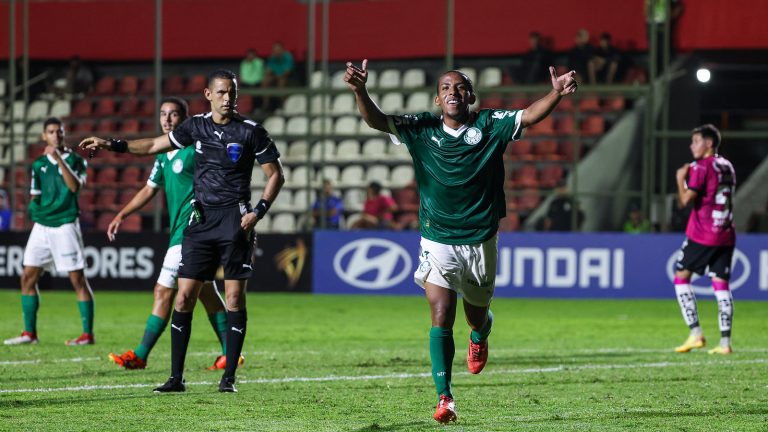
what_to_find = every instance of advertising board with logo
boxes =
[250,234,312,292]
[313,231,768,300]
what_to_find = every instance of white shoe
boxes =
[4,331,39,345]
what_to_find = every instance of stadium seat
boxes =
[526,115,554,136]
[95,167,118,184]
[95,212,117,231]
[292,189,314,212]
[78,188,96,212]
[93,76,116,95]
[119,166,142,185]
[163,75,185,94]
[510,164,538,188]
[402,68,426,88]
[140,120,158,133]
[310,139,336,161]
[288,165,310,188]
[539,164,565,188]
[120,214,142,232]
[389,164,415,188]
[378,69,401,89]
[358,118,380,136]
[251,167,267,187]
[331,93,355,115]
[13,211,27,230]
[263,116,286,136]
[118,75,140,96]
[188,98,207,115]
[578,94,601,112]
[310,70,328,88]
[282,140,307,163]
[604,94,626,111]
[338,165,365,188]
[361,138,388,160]
[96,119,117,133]
[343,188,365,212]
[516,188,542,211]
[237,95,254,115]
[310,95,331,113]
[286,116,309,135]
[395,211,419,230]
[388,142,411,161]
[95,190,118,211]
[139,98,156,117]
[334,116,358,136]
[270,213,296,233]
[365,164,390,186]
[623,66,647,85]
[380,93,405,113]
[139,76,156,95]
[315,165,340,184]
[71,99,93,117]
[94,98,116,117]
[281,94,307,116]
[392,185,419,212]
[507,94,529,110]
[479,67,502,87]
[506,139,534,160]
[405,92,431,112]
[73,120,96,134]
[498,212,520,231]
[119,118,140,134]
[118,98,141,116]
[481,94,505,109]
[556,115,576,136]
[581,115,605,136]
[185,74,207,94]
[534,140,560,160]
[335,139,361,161]
[270,189,294,212]
[26,100,49,120]
[457,67,477,84]
[556,96,574,112]
[49,100,71,118]
[310,117,333,135]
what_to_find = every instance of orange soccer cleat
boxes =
[206,354,245,371]
[433,395,457,424]
[467,338,489,374]
[108,350,147,369]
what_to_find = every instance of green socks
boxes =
[429,327,454,398]
[470,310,494,344]
[77,300,94,335]
[21,295,40,334]
[135,314,168,361]
[209,311,228,354]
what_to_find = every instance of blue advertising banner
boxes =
[313,231,768,300]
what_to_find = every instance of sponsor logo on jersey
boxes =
[227,143,243,162]
[41,166,48,173]
[463,127,482,145]
[492,110,516,119]
[666,248,749,295]
[172,158,184,174]
[333,238,412,290]
[195,140,203,154]
[431,136,444,147]
[214,130,224,140]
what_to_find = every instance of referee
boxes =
[81,69,284,393]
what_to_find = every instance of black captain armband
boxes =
[254,199,271,220]
[109,139,128,153]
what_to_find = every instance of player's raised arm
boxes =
[345,59,389,133]
[521,66,578,128]
[79,134,173,156]
[106,185,159,241]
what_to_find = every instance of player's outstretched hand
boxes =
[550,66,578,96]
[106,215,122,242]
[79,136,110,152]
[344,59,369,92]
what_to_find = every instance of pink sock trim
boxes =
[673,277,690,285]
[712,280,729,291]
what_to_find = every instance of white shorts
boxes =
[414,235,498,307]
[157,244,182,289]
[23,221,86,273]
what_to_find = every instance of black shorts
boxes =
[675,238,734,280]
[178,205,255,281]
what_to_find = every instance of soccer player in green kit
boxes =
[4,117,95,346]
[345,61,577,423]
[106,97,241,371]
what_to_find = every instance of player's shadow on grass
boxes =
[490,351,641,367]
[353,421,426,432]
[0,392,158,409]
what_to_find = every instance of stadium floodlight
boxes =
[696,68,711,83]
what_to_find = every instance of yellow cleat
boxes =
[675,335,706,353]
[708,345,732,355]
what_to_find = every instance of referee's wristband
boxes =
[254,199,271,220]
[109,139,128,153]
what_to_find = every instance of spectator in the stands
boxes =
[567,29,594,84]
[349,181,398,230]
[261,42,295,110]
[519,31,553,84]
[312,179,344,230]
[623,203,651,233]
[239,49,265,88]
[543,188,584,231]
[0,189,12,231]
[590,33,621,84]
[51,56,94,97]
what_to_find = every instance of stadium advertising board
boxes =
[0,232,312,292]
[313,231,768,300]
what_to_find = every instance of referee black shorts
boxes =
[674,238,734,280]
[178,205,255,281]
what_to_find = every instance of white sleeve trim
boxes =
[512,110,524,141]
[386,116,403,146]
[168,131,184,149]
[30,189,41,195]
[146,179,160,189]
[255,140,274,156]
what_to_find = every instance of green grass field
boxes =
[1,290,767,431]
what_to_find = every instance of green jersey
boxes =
[387,109,523,244]
[29,150,87,227]
[147,146,195,247]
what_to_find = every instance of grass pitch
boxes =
[1,289,767,431]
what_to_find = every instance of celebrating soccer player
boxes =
[672,124,736,355]
[344,60,577,423]
[105,97,242,371]
[81,70,284,393]
[4,118,96,347]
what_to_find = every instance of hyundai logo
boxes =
[333,238,412,290]
[666,248,750,295]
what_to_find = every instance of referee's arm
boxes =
[79,134,173,156]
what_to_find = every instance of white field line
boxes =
[0,358,765,395]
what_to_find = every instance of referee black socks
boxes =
[170,310,193,378]
[223,310,247,379]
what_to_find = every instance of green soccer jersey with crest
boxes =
[147,146,195,247]
[29,150,87,227]
[387,109,523,244]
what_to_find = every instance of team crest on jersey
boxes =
[464,127,483,145]
[172,158,184,174]
[227,143,243,162]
